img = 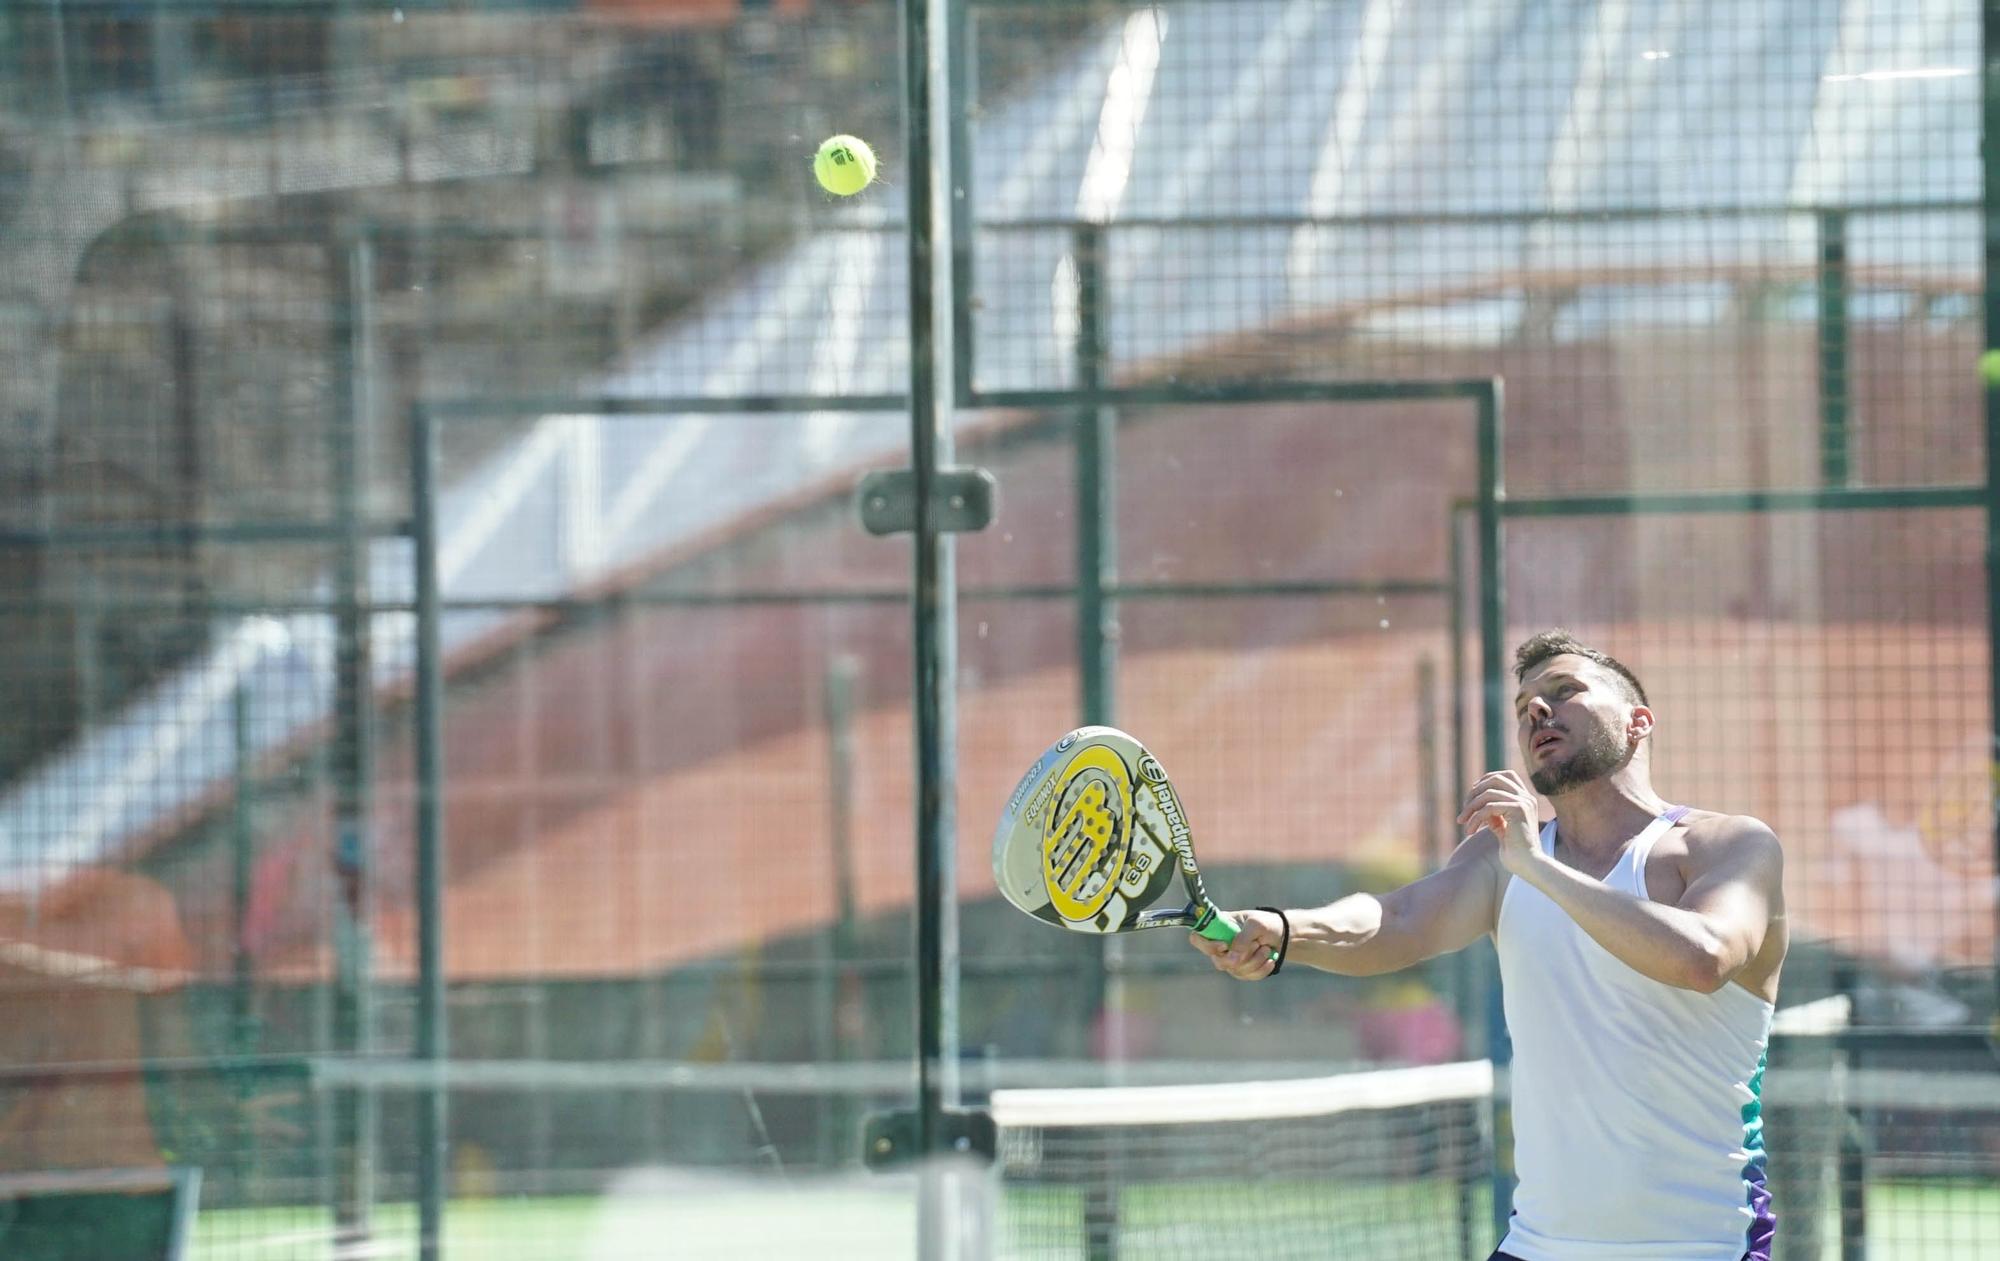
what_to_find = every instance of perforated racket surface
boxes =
[992,726,1238,944]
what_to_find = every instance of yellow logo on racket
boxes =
[1042,745,1135,922]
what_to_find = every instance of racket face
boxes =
[992,726,1204,935]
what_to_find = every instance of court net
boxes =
[992,1060,1494,1260]
[13,1050,1990,1259]
[987,1057,2000,1261]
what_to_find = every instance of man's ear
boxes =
[1627,704,1655,743]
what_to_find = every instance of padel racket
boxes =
[992,726,1243,946]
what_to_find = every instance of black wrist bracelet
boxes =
[1255,906,1290,976]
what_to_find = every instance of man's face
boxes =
[1514,654,1642,796]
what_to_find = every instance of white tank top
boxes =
[1495,807,1776,1261]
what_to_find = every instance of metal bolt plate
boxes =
[857,466,997,536]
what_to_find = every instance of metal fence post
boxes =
[1476,381,1511,1246]
[410,404,448,1261]
[902,0,963,1254]
[329,231,378,1249]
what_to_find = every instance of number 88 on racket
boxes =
[992,726,1242,945]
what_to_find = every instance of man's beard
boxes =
[1529,723,1631,796]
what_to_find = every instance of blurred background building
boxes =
[0,2,1989,1257]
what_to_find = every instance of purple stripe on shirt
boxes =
[1743,1155,1777,1261]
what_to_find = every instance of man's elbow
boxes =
[1678,939,1742,994]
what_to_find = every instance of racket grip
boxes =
[1197,910,1280,964]
[1196,914,1238,944]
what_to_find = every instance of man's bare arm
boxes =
[1195,833,1501,980]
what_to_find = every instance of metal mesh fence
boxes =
[0,1,1991,1258]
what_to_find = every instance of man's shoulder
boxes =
[1670,809,1783,866]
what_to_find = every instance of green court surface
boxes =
[1859,1181,2000,1261]
[186,1177,2000,1259]
[191,1183,923,1261]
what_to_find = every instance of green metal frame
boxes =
[12,4,1983,1253]
[1983,0,2000,1071]
[1818,210,1851,487]
[327,234,379,1253]
[1499,487,1982,517]
[408,409,446,1261]
[896,0,972,1251]
[931,23,1992,1258]
[323,359,1995,1261]
[409,367,1500,1261]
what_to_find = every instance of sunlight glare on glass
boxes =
[1823,66,1971,83]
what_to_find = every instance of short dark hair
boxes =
[1513,628,1649,707]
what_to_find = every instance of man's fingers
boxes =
[1192,928,1260,963]
[1233,953,1276,981]
[1209,950,1265,980]
[1213,952,1270,980]
[1216,932,1280,972]
[1224,921,1283,966]
[1456,782,1533,826]
[1455,791,1518,828]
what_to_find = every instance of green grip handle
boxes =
[1197,909,1278,962]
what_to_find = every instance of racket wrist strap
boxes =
[1255,906,1290,976]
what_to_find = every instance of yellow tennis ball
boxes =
[814,134,876,197]
[1980,349,2000,386]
